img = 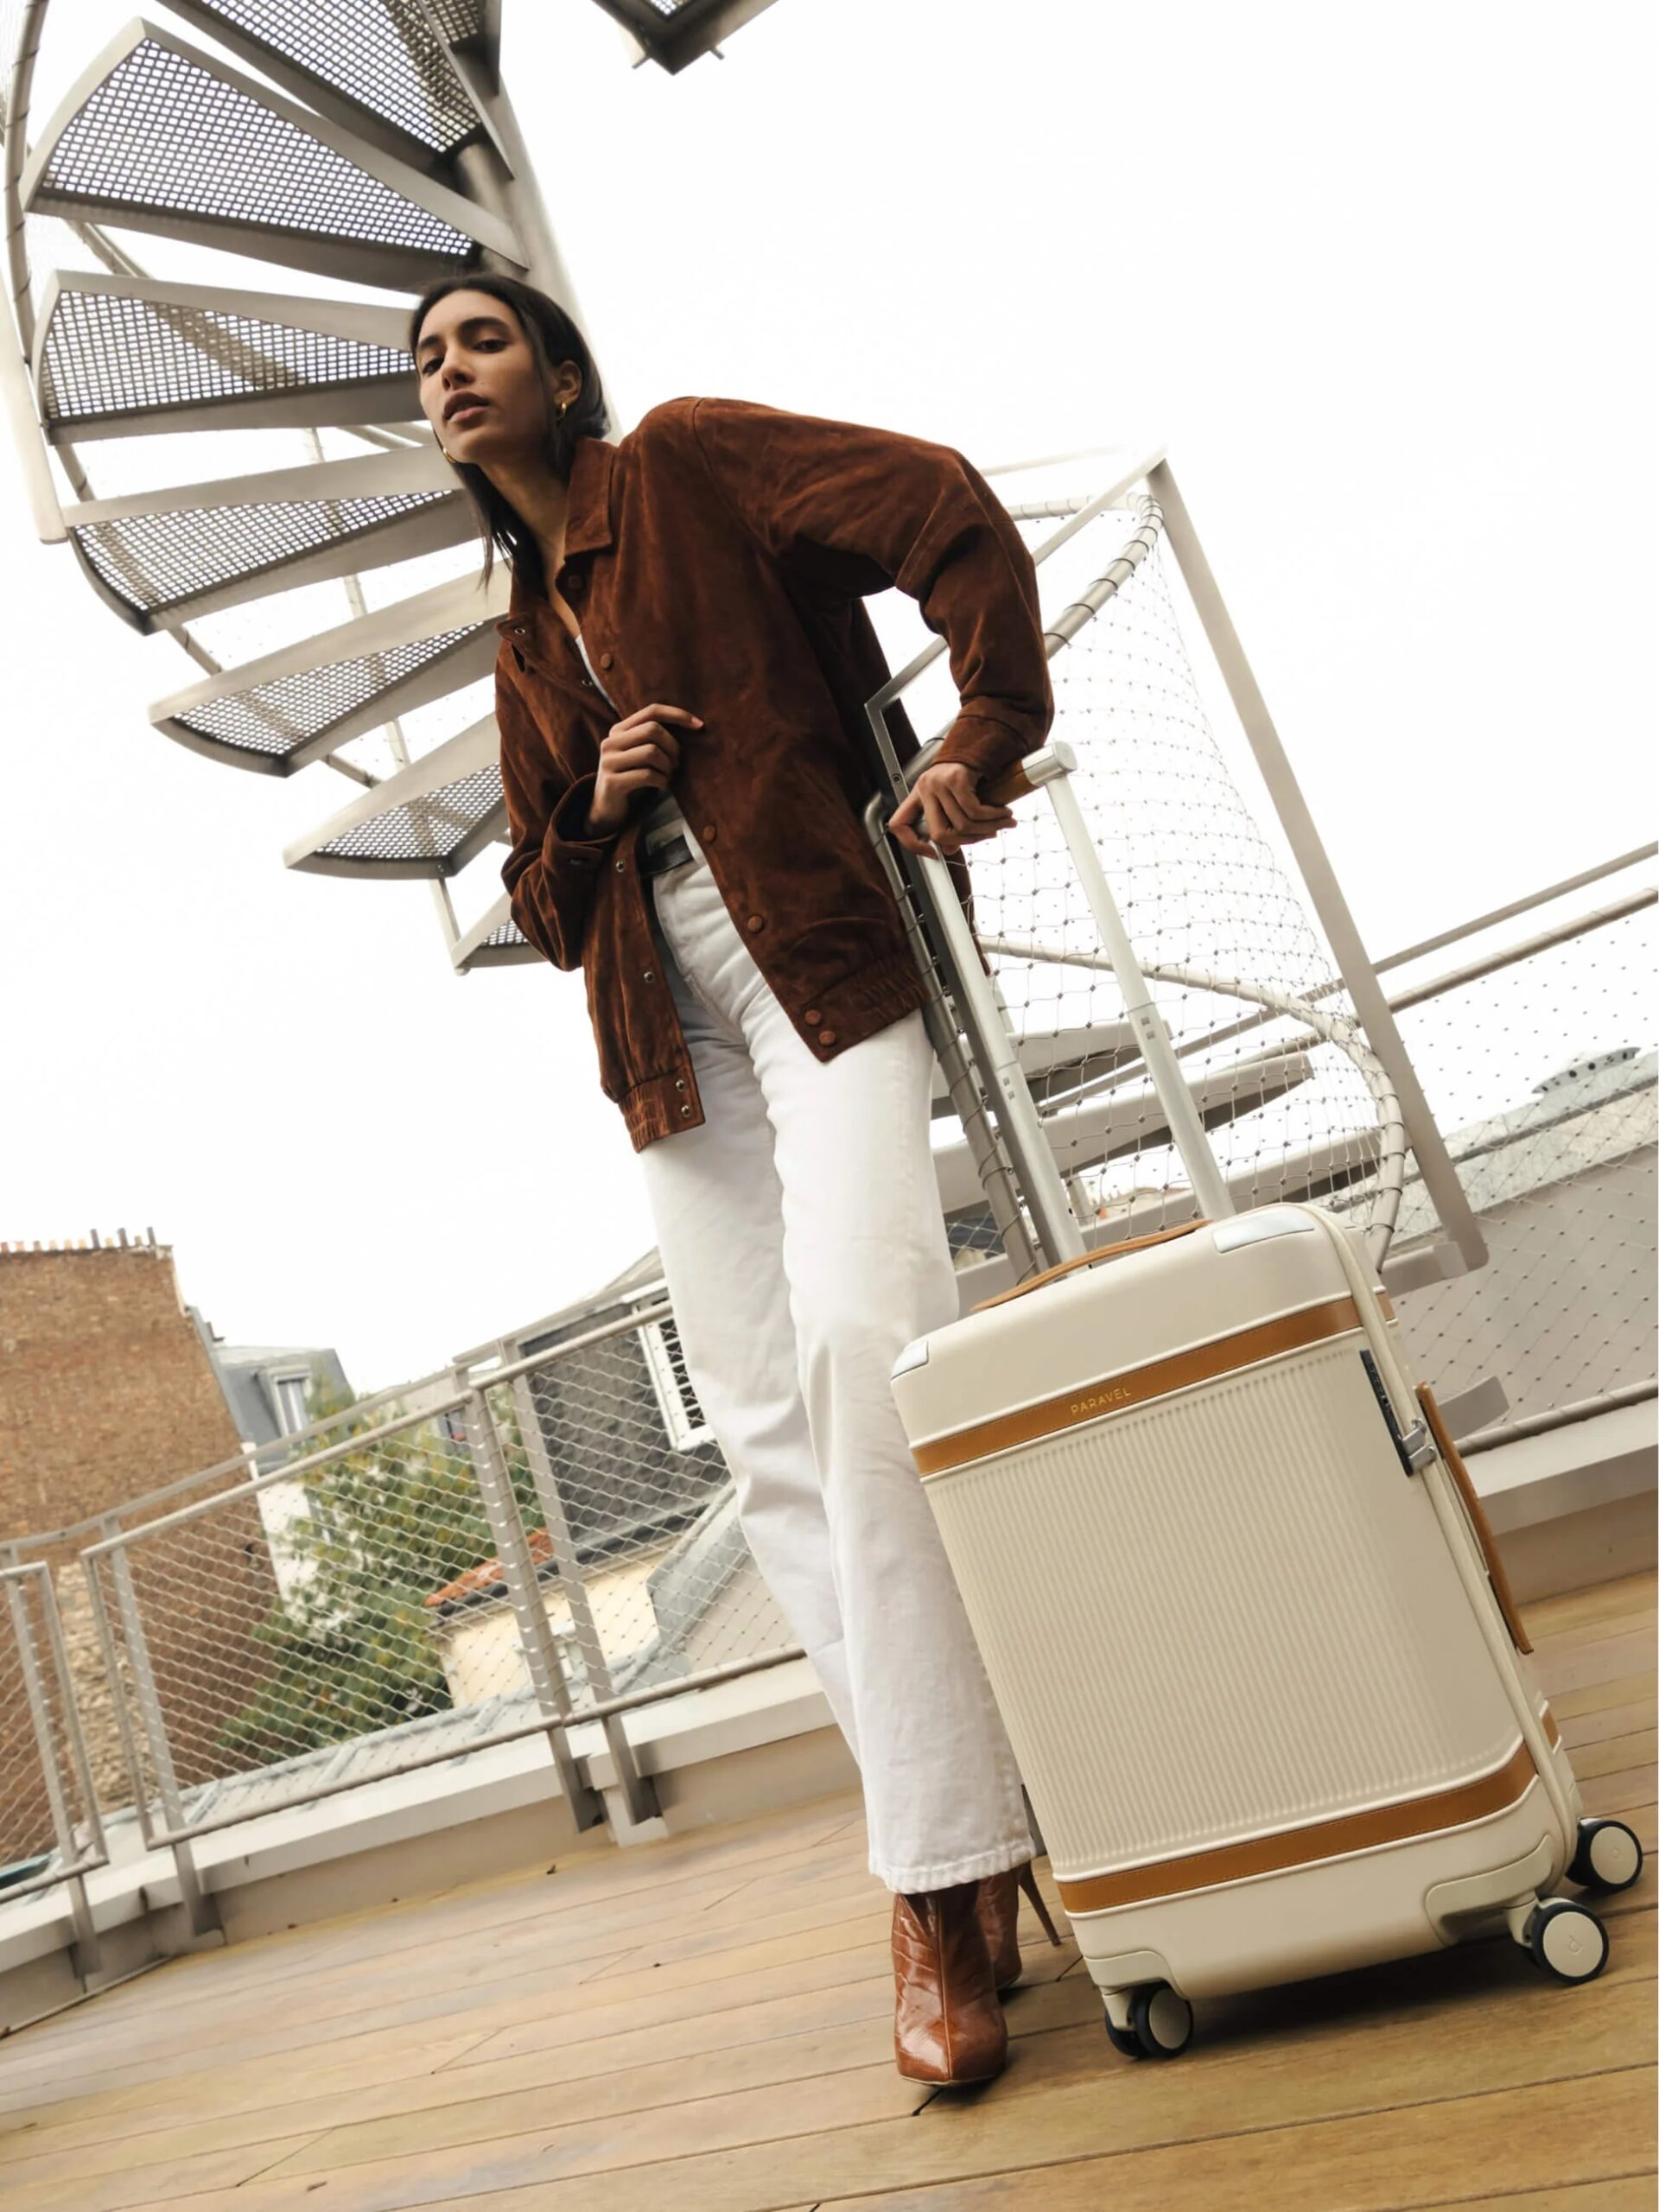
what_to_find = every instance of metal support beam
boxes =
[102,1539,219,1938]
[461,1388,607,1833]
[1149,460,1488,1271]
[500,1361,662,1829]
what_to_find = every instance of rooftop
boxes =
[1,1568,1651,2211]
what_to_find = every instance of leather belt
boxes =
[639,833,694,878]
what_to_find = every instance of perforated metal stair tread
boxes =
[35,275,418,443]
[925,1022,1144,1120]
[931,1049,1327,1213]
[64,448,469,629]
[150,574,505,771]
[21,20,523,292]
[287,715,506,874]
[162,0,493,163]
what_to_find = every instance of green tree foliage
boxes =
[216,1375,543,1770]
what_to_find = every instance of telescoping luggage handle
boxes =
[974,1218,1211,1312]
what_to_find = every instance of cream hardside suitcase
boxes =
[872,740,1643,2060]
[892,1202,1644,2056]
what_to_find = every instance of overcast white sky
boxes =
[1,0,1654,1398]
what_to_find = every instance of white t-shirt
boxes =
[575,631,685,843]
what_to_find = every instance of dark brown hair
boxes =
[408,271,609,598]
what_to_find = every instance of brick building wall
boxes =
[0,1236,279,1817]
[0,1236,244,1540]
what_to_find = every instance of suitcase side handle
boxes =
[974,1219,1211,1312]
[1417,1382,1534,1656]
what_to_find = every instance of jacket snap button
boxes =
[746,914,765,932]
[614,859,626,872]
[818,1029,836,1046]
[804,1008,822,1026]
[702,823,718,842]
[674,1077,685,1090]
[643,969,654,982]
[680,1103,692,1116]
[599,651,614,670]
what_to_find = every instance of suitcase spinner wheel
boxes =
[1103,1982,1194,2061]
[1567,1817,1644,1896]
[1519,1898,1610,1986]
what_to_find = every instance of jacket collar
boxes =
[563,433,616,556]
[498,435,616,634]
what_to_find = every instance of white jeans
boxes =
[640,831,1033,1891]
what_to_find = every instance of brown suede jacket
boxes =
[495,397,1053,1150]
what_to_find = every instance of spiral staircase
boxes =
[2,2,779,942]
[2,0,1491,1282]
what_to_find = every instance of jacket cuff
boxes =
[547,774,615,861]
[934,709,1034,783]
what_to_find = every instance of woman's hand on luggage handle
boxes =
[887,762,1017,860]
[588,703,702,838]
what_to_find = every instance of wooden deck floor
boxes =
[0,1570,1652,2212]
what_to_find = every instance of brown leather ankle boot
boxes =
[892,1880,1007,2085]
[976,1861,1065,1994]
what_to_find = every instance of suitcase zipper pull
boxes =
[1358,1349,1435,1476]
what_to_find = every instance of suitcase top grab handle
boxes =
[975,1219,1211,1312]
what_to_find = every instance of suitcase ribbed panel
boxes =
[928,1336,1522,1880]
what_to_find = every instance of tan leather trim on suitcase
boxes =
[1058,1741,1539,1916]
[975,1221,1211,1312]
[1417,1382,1534,1656]
[913,1295,1365,1478]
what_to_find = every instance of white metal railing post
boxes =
[459,1387,607,1834]
[101,1526,219,1937]
[1027,744,1237,1224]
[1148,459,1487,1269]
[2,1567,100,1974]
[485,1365,663,1830]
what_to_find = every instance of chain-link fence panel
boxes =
[80,1392,592,1846]
[1372,896,1656,1437]
[0,1563,106,1925]
[477,1302,798,1715]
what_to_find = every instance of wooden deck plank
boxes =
[0,2012,510,2126]
[1539,1632,1657,1700]
[0,1980,1103,2195]
[15,1849,880,2075]
[4,1574,1650,2212]
[810,2072,1656,2212]
[1532,1609,1656,1654]
[1560,1698,1656,1751]
[1408,2186,1657,2212]
[1571,1730,1658,1781]
[47,1919,1653,2212]
[0,1851,890,2112]
[0,1937,910,2164]
[0,1942,640,2105]
[12,1839,874,2059]
[1551,1672,1656,1724]
[1525,1571,1656,1639]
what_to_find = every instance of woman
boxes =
[411,273,1059,2085]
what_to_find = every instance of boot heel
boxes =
[1019,1860,1064,1948]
